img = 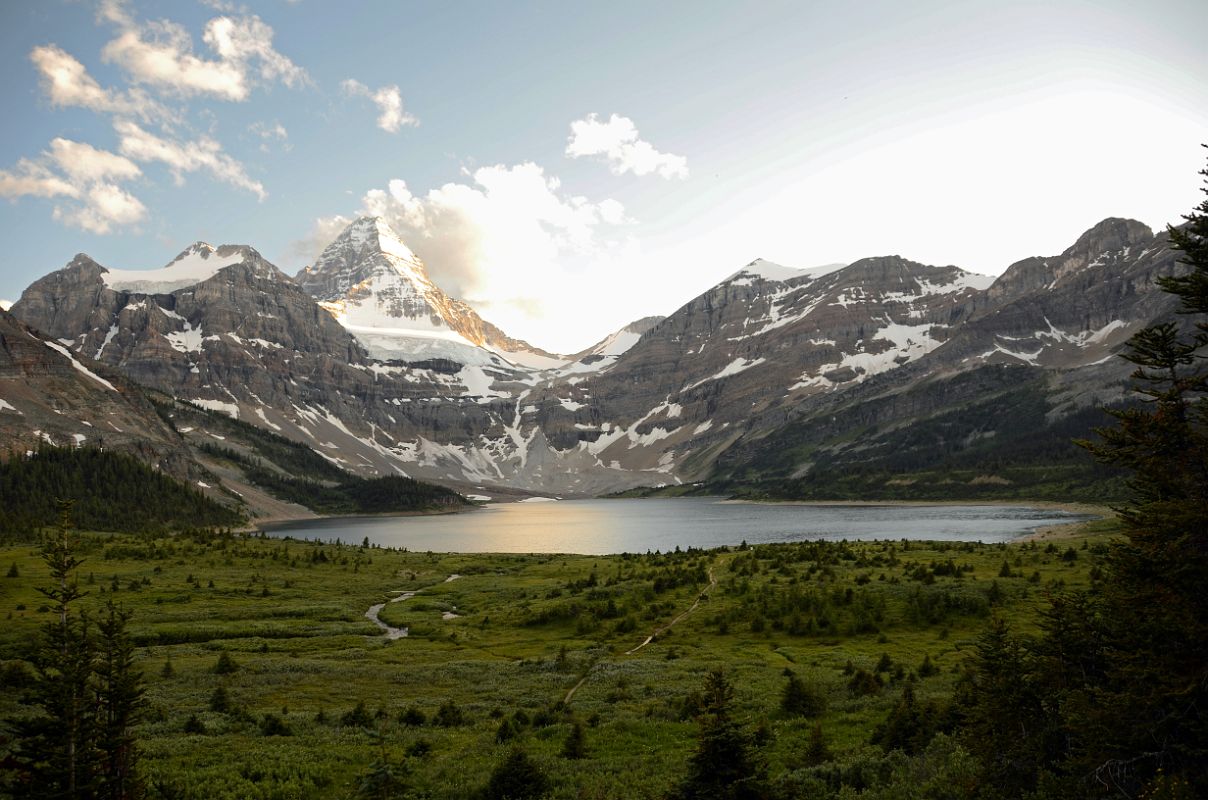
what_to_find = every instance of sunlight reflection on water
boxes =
[259,498,1093,554]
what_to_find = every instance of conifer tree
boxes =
[14,503,97,799]
[94,601,144,800]
[674,669,765,800]
[1074,145,1208,797]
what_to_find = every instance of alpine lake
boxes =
[258,497,1095,553]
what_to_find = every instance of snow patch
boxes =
[255,407,282,431]
[102,245,247,293]
[191,399,239,419]
[685,357,766,390]
[43,341,118,391]
[95,325,119,359]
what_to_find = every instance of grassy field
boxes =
[0,518,1117,799]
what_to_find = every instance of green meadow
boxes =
[0,519,1113,799]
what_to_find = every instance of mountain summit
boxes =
[296,216,565,368]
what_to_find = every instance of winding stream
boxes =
[364,574,461,639]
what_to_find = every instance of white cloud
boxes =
[29,44,169,122]
[566,113,688,179]
[12,2,293,232]
[203,16,308,89]
[297,163,628,328]
[95,0,133,27]
[0,138,147,234]
[0,159,80,200]
[341,79,417,133]
[115,120,266,200]
[100,8,306,101]
[0,300,12,312]
[48,138,141,184]
[53,183,147,234]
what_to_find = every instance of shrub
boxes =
[485,749,550,800]
[780,673,827,717]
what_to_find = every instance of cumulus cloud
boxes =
[115,120,266,200]
[48,138,141,184]
[53,183,147,234]
[0,159,80,200]
[566,113,688,179]
[0,138,147,234]
[203,15,309,88]
[30,44,170,122]
[99,5,307,101]
[14,1,301,232]
[297,163,627,307]
[342,79,417,133]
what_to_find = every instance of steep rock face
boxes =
[558,316,665,376]
[931,219,1180,373]
[0,308,198,480]
[522,256,992,481]
[13,244,370,410]
[10,245,526,486]
[709,220,1187,485]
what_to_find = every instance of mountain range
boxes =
[1,214,1187,516]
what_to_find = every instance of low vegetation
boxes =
[0,519,1113,798]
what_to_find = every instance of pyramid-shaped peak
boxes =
[338,215,419,263]
[298,215,432,303]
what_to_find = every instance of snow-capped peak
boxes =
[342,216,421,264]
[726,258,847,286]
[99,243,252,294]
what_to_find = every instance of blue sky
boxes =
[2,0,1207,352]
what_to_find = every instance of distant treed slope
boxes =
[0,447,244,538]
[714,365,1128,502]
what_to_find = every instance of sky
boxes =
[1,0,1207,353]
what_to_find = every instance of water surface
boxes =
[259,498,1091,555]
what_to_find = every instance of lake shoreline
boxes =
[718,498,1113,543]
[248,503,477,534]
[255,497,1102,554]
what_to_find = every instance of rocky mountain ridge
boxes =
[7,216,1188,502]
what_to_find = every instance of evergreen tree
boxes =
[560,719,587,760]
[93,602,145,800]
[14,503,98,799]
[956,617,1050,796]
[779,672,825,718]
[484,749,549,800]
[673,669,765,800]
[351,732,407,799]
[1072,145,1208,798]
[958,149,1208,798]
